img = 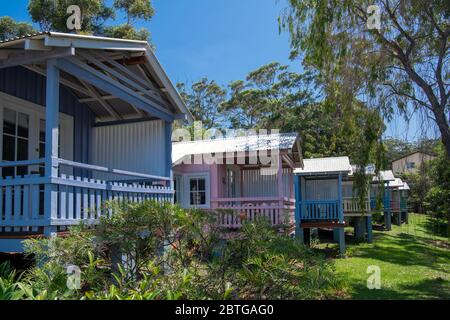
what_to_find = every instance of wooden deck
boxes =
[0,158,173,235]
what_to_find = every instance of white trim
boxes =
[0,91,74,169]
[182,172,210,209]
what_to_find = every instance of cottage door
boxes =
[0,96,74,178]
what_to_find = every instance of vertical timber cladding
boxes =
[242,168,291,197]
[91,120,167,180]
[0,66,95,168]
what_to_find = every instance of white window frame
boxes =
[0,92,74,168]
[183,172,210,209]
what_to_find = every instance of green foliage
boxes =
[221,62,315,130]
[28,0,114,33]
[113,0,154,25]
[22,226,107,298]
[279,0,450,158]
[102,24,150,41]
[0,0,155,41]
[0,16,35,41]
[102,0,154,41]
[0,262,25,300]
[424,145,450,231]
[176,78,227,130]
[2,201,344,300]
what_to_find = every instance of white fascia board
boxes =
[44,35,147,52]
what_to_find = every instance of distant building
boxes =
[391,151,435,174]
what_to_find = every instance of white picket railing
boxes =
[212,197,295,228]
[0,158,173,232]
[342,197,371,215]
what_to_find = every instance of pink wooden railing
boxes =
[211,197,295,228]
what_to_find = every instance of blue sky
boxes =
[0,0,438,142]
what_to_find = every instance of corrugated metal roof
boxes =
[388,178,404,188]
[173,132,300,165]
[0,32,49,44]
[399,182,410,190]
[0,32,193,123]
[294,156,352,175]
[373,170,396,182]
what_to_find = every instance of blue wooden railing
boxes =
[301,200,340,221]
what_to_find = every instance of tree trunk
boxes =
[434,108,450,159]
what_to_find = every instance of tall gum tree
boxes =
[280,0,450,158]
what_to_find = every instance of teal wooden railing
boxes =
[301,200,340,221]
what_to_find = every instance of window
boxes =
[406,162,416,169]
[2,108,30,178]
[0,92,74,178]
[226,168,237,197]
[190,177,206,206]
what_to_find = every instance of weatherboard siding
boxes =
[242,168,291,198]
[0,66,95,171]
[92,120,167,178]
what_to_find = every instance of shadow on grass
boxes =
[342,277,450,300]
[351,232,450,273]
[422,217,449,239]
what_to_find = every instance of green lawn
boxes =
[321,213,450,299]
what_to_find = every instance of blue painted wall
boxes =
[0,66,95,175]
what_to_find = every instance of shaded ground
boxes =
[314,213,450,299]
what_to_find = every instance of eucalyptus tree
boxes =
[280,0,450,158]
[177,78,227,130]
[221,62,315,130]
[23,0,154,40]
[28,0,114,34]
[0,16,35,41]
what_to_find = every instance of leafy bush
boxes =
[2,201,345,300]
[0,261,25,300]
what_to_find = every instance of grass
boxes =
[316,213,450,299]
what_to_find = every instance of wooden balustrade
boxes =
[0,159,173,232]
[342,198,371,214]
[212,197,295,228]
[302,200,340,220]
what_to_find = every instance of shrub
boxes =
[5,201,344,300]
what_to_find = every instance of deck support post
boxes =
[333,228,340,242]
[354,217,365,241]
[338,227,345,256]
[44,59,60,236]
[366,216,373,243]
[294,175,302,241]
[304,228,311,247]
[297,227,304,244]
[384,211,392,230]
[338,174,343,223]
[384,182,392,231]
